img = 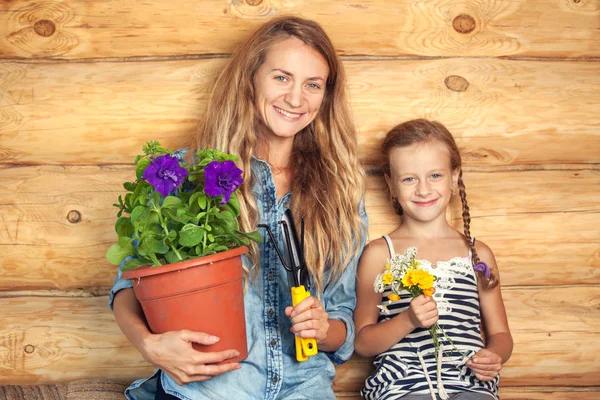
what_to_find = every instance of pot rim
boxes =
[122,245,249,280]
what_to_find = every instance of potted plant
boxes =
[106,141,261,362]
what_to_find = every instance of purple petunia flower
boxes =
[204,160,243,204]
[143,154,189,197]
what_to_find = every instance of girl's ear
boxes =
[384,173,393,195]
[452,168,460,190]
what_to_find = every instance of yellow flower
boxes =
[387,293,400,302]
[385,263,391,270]
[382,271,394,285]
[423,287,436,297]
[402,269,414,287]
[411,269,435,290]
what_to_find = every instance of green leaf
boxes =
[179,224,205,247]
[106,237,135,266]
[208,233,214,243]
[122,257,150,272]
[148,237,169,254]
[197,193,207,210]
[226,193,241,216]
[123,182,136,192]
[162,196,182,210]
[241,230,263,244]
[136,158,151,180]
[115,217,134,237]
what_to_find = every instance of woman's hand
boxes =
[466,348,503,381]
[406,295,439,329]
[141,330,241,386]
[285,296,329,344]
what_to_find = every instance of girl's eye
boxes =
[307,82,321,89]
[431,173,442,179]
[274,75,288,82]
[402,177,415,183]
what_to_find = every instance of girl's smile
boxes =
[413,199,439,207]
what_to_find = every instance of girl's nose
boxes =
[416,180,432,196]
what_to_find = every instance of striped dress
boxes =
[361,235,498,400]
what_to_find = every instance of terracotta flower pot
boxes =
[122,246,248,363]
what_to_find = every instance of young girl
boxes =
[354,119,512,400]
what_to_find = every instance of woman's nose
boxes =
[284,84,303,108]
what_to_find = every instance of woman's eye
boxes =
[307,82,321,89]
[402,177,415,183]
[431,173,442,179]
[275,75,288,82]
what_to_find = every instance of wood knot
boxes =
[33,20,56,37]
[573,0,580,3]
[444,75,470,92]
[24,345,35,354]
[453,14,476,34]
[246,0,263,5]
[67,210,82,223]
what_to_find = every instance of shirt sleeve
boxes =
[108,255,134,311]
[322,202,369,365]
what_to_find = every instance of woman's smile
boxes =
[273,105,305,121]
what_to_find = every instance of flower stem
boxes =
[202,198,210,248]
[151,199,182,261]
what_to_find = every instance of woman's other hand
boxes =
[286,296,329,344]
[142,330,241,386]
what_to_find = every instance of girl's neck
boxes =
[397,215,456,240]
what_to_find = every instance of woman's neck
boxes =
[256,137,294,170]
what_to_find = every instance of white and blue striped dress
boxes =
[361,235,498,400]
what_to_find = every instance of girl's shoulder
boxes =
[357,237,392,273]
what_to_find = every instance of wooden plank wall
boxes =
[1,1,599,398]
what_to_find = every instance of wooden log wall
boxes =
[1,1,599,399]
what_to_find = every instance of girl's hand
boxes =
[285,296,329,344]
[406,295,438,329]
[142,330,241,386]
[466,348,502,381]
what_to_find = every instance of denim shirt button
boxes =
[267,272,274,280]
[268,308,274,316]
[270,339,277,347]
[272,375,278,383]
[283,200,290,208]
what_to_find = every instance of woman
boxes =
[110,16,367,399]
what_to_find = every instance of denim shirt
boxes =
[109,154,368,400]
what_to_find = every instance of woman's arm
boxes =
[113,288,241,385]
[353,240,439,357]
[466,241,513,380]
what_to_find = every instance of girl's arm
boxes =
[354,240,438,357]
[466,241,513,380]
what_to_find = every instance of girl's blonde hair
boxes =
[381,119,498,289]
[191,16,366,294]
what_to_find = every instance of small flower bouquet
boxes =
[105,140,261,362]
[106,140,261,270]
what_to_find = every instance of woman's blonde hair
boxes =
[381,119,498,289]
[191,16,366,294]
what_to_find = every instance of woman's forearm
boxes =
[112,288,154,360]
[319,319,346,352]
